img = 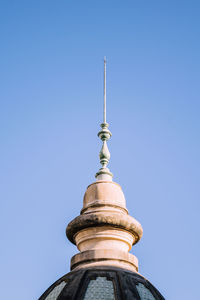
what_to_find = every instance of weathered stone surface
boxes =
[66,212,143,245]
[66,180,143,272]
[82,181,127,214]
[75,226,134,252]
[70,249,139,272]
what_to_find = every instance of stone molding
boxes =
[66,180,143,272]
[66,212,142,245]
[70,249,139,272]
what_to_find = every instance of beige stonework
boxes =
[75,226,134,252]
[66,180,143,272]
[81,181,127,214]
[70,249,139,272]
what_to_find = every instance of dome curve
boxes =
[38,267,165,300]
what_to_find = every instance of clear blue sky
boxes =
[0,1,200,299]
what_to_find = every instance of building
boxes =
[38,59,165,300]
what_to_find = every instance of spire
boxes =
[103,56,107,124]
[66,59,143,273]
[96,57,113,181]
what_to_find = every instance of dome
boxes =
[39,266,165,300]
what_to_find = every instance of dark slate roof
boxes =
[38,266,165,300]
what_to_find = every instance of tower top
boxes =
[66,59,143,273]
[39,59,165,300]
[95,58,113,181]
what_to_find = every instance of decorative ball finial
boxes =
[96,58,113,180]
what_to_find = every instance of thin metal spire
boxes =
[95,58,113,181]
[104,57,106,123]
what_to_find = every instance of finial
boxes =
[96,58,113,181]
